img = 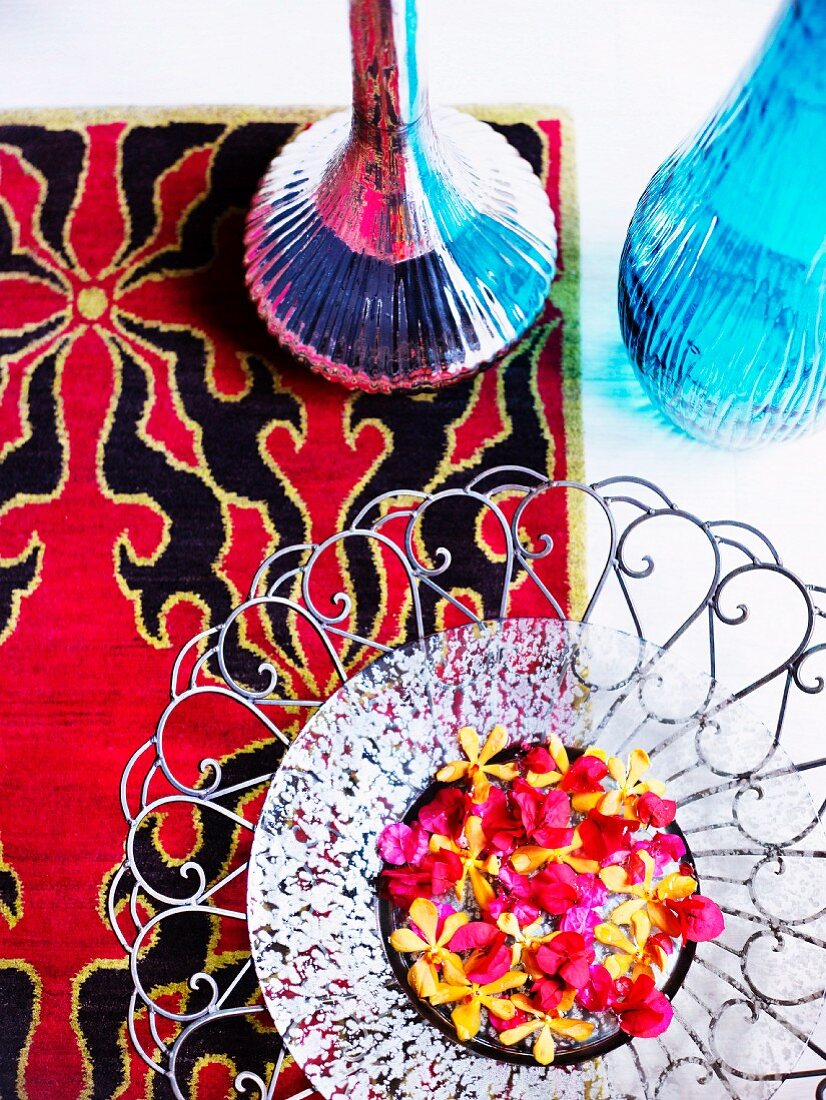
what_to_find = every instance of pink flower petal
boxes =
[523,746,554,774]
[377,822,416,866]
[449,921,501,952]
[560,754,609,792]
[576,964,616,1012]
[637,792,677,828]
[673,894,725,942]
[559,905,601,943]
[464,940,511,985]
[417,788,467,838]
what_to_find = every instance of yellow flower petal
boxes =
[642,777,667,797]
[599,789,624,817]
[600,865,631,893]
[550,1018,595,1042]
[452,998,482,1041]
[471,772,492,804]
[511,993,541,1017]
[485,762,520,781]
[465,816,486,857]
[549,733,569,773]
[656,873,697,901]
[430,833,457,855]
[483,970,529,996]
[584,747,608,763]
[607,756,628,786]
[468,865,495,911]
[442,954,468,990]
[610,897,647,925]
[482,995,517,1020]
[564,855,601,875]
[479,725,508,764]
[527,769,563,788]
[604,953,634,979]
[409,957,439,999]
[648,900,682,938]
[435,761,470,783]
[497,912,521,938]
[408,898,439,945]
[500,1020,543,1046]
[429,982,470,1006]
[571,791,602,813]
[638,849,655,890]
[534,1025,557,1066]
[511,846,551,874]
[631,908,651,947]
[438,911,469,946]
[458,726,481,764]
[595,922,636,953]
[627,748,651,787]
[389,928,429,953]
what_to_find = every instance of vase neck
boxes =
[350,0,429,131]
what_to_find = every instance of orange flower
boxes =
[429,956,527,1041]
[430,816,500,910]
[496,912,556,976]
[575,749,665,818]
[595,909,670,980]
[436,726,519,803]
[500,990,594,1065]
[389,898,469,999]
[510,826,600,876]
[601,850,696,937]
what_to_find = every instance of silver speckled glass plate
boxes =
[248,619,826,1100]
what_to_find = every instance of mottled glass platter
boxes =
[248,618,826,1100]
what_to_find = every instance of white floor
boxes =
[1,2,823,1095]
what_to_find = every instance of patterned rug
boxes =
[0,106,581,1098]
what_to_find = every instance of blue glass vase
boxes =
[618,0,826,448]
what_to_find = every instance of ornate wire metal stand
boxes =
[110,467,826,1099]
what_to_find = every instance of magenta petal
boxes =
[533,826,575,849]
[576,964,616,1012]
[418,788,467,838]
[643,831,686,872]
[677,895,725,942]
[378,823,416,865]
[617,992,673,1038]
[575,874,607,909]
[637,791,677,828]
[560,956,593,989]
[534,977,566,1012]
[524,746,554,774]
[448,921,501,952]
[465,942,511,985]
[560,754,609,792]
[559,905,601,943]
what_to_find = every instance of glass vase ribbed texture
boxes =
[618,0,826,448]
[244,0,557,392]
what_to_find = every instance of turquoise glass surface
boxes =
[618,0,826,448]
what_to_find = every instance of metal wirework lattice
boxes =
[110,467,826,1099]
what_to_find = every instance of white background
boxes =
[1,2,824,1096]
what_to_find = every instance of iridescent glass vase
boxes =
[618,0,826,448]
[245,0,556,392]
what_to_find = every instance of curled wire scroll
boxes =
[111,467,826,1098]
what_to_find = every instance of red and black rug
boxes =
[0,106,581,1098]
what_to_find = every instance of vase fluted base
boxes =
[244,107,556,392]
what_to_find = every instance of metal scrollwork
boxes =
[112,467,826,1097]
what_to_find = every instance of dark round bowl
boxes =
[375,743,697,1066]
